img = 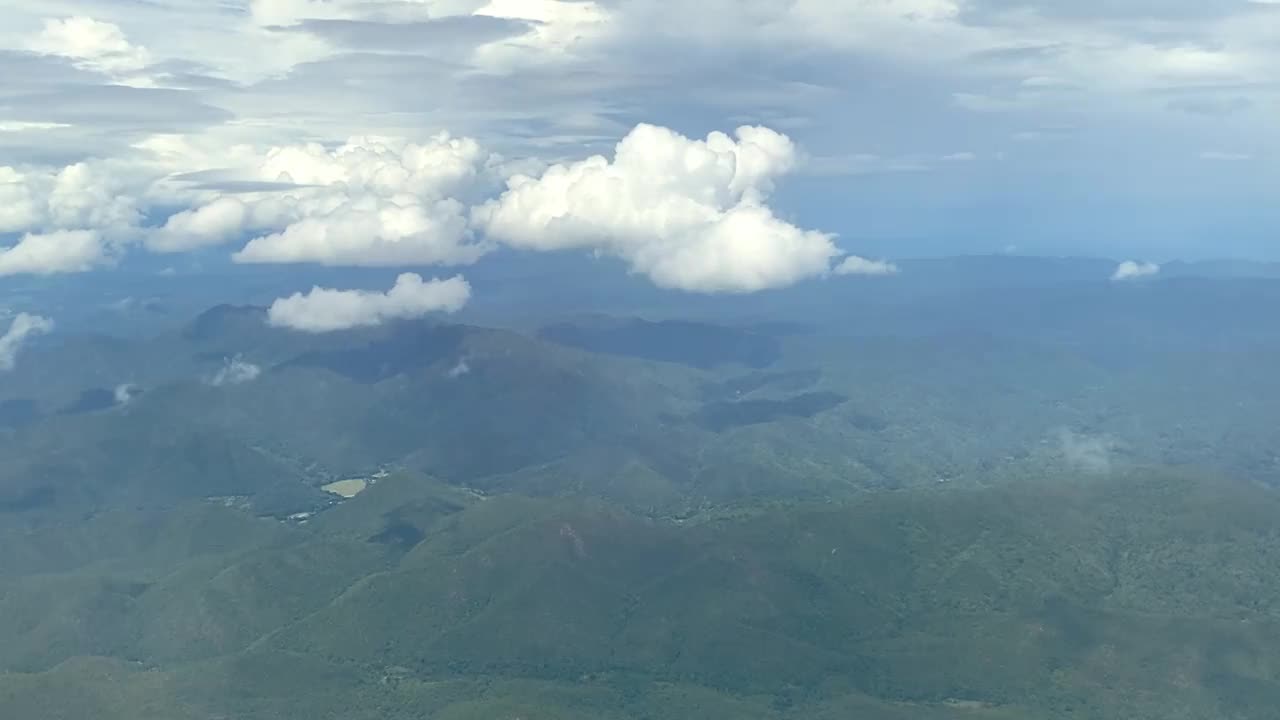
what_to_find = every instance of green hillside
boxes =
[1,469,1278,719]
[5,280,1280,718]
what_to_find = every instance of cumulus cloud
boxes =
[6,124,843,295]
[234,197,480,266]
[267,273,471,333]
[835,256,900,276]
[0,230,108,275]
[1112,260,1160,281]
[475,123,839,293]
[209,355,263,386]
[151,134,497,265]
[151,197,249,252]
[0,313,54,371]
[1057,429,1117,474]
[0,162,141,237]
[27,16,153,79]
[0,168,42,234]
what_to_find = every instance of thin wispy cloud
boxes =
[834,256,900,277]
[0,313,54,371]
[209,356,262,386]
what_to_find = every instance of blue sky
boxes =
[0,0,1277,327]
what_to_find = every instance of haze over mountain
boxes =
[2,0,1279,718]
[0,255,1279,718]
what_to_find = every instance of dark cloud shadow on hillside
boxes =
[182,305,268,342]
[699,370,822,402]
[59,388,117,415]
[694,392,850,432]
[540,318,782,369]
[281,324,466,383]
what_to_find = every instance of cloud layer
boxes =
[27,16,152,80]
[2,116,845,296]
[1,0,1277,287]
[267,273,471,332]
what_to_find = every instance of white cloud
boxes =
[0,167,41,233]
[473,0,612,70]
[0,230,108,276]
[267,273,471,333]
[150,134,498,265]
[234,197,481,266]
[446,357,471,378]
[209,355,262,386]
[114,383,140,405]
[150,197,249,252]
[834,256,900,276]
[1111,260,1160,281]
[0,162,142,237]
[47,163,142,231]
[0,121,72,133]
[0,313,54,371]
[27,16,153,79]
[475,123,839,293]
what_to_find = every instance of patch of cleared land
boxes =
[322,478,368,498]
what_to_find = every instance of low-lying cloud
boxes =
[1057,429,1117,474]
[0,230,108,275]
[27,16,153,79]
[209,355,262,386]
[834,256,899,276]
[0,313,54,371]
[447,358,471,379]
[1112,260,1160,281]
[267,273,471,333]
[114,383,140,405]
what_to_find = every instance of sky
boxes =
[0,0,1278,329]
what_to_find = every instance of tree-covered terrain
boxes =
[3,257,1280,719]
